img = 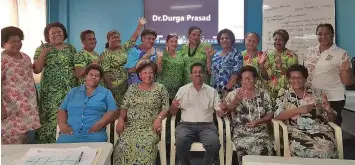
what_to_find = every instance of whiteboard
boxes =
[262,0,335,64]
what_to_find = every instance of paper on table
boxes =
[17,146,98,165]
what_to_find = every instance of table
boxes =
[1,142,113,165]
[345,90,355,112]
[242,155,355,165]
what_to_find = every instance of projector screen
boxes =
[144,0,244,44]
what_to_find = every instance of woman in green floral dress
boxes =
[155,34,184,102]
[100,18,146,106]
[114,61,170,165]
[180,26,212,85]
[74,30,99,85]
[241,32,269,89]
[264,29,298,104]
[33,22,77,143]
[274,64,338,158]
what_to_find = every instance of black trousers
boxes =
[329,100,346,126]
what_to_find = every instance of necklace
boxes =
[188,43,199,57]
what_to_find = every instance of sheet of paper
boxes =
[17,146,97,165]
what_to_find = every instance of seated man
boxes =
[170,62,225,165]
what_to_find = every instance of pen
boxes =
[78,151,83,162]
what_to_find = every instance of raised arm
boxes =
[339,53,354,86]
[129,17,147,42]
[33,42,52,74]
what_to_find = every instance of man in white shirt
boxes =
[170,62,226,165]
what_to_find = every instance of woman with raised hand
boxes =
[155,33,184,102]
[101,17,146,105]
[33,22,77,143]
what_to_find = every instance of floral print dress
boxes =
[211,49,243,94]
[34,43,77,143]
[225,88,274,165]
[113,83,169,165]
[241,50,268,89]
[265,49,298,104]
[101,40,135,105]
[156,50,184,101]
[1,52,41,144]
[74,49,99,85]
[180,42,211,85]
[274,88,338,158]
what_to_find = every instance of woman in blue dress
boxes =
[125,29,160,85]
[56,64,118,143]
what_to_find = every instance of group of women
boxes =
[1,15,354,165]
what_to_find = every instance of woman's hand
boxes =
[88,121,104,133]
[157,51,163,63]
[116,119,125,134]
[340,53,351,71]
[40,41,52,56]
[204,46,216,59]
[246,120,259,128]
[258,51,268,65]
[152,117,162,135]
[138,17,147,26]
[59,123,73,135]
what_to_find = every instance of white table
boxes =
[1,142,113,165]
[345,90,355,112]
[242,155,355,165]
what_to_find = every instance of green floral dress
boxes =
[74,49,99,85]
[156,50,184,101]
[265,49,298,104]
[100,40,135,106]
[275,88,338,158]
[113,83,169,165]
[225,88,274,165]
[241,50,268,89]
[180,42,211,85]
[34,43,77,143]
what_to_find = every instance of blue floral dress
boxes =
[211,49,243,94]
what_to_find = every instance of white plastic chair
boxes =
[56,124,110,143]
[170,115,224,165]
[272,119,344,159]
[225,117,281,165]
[113,118,167,165]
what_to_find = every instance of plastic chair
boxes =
[170,115,224,165]
[272,119,344,159]
[225,117,282,165]
[113,118,167,165]
[56,124,110,143]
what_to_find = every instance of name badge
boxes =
[325,54,333,61]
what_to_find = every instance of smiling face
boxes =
[139,66,155,84]
[3,35,22,54]
[166,36,178,51]
[241,71,256,90]
[142,34,156,49]
[48,27,65,45]
[289,71,306,90]
[108,33,121,48]
[188,29,201,45]
[220,33,232,49]
[245,33,259,51]
[273,34,286,51]
[190,65,204,85]
[83,33,97,50]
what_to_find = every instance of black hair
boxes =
[217,29,235,46]
[1,26,24,48]
[44,22,68,43]
[190,62,205,73]
[316,23,335,35]
[80,30,95,41]
[238,65,258,81]
[141,29,157,42]
[166,33,178,42]
[188,26,202,35]
[286,64,309,79]
[273,29,289,43]
[85,64,104,79]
